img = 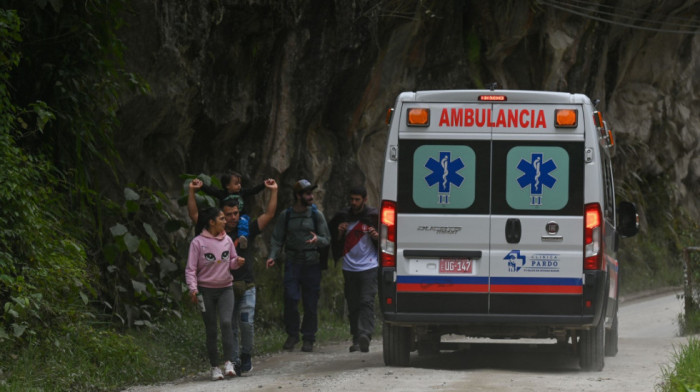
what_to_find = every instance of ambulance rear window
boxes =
[397,139,490,214]
[492,141,584,215]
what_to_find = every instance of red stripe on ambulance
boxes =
[438,108,547,128]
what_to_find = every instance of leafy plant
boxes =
[0,8,93,344]
[98,185,189,327]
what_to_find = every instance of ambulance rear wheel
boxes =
[604,312,619,357]
[383,322,411,366]
[579,313,605,371]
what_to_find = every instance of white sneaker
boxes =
[211,366,224,381]
[224,361,236,377]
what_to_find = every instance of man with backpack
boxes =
[266,179,330,352]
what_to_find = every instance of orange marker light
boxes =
[407,108,429,126]
[555,109,577,127]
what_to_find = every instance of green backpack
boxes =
[284,205,330,270]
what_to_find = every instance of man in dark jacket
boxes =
[329,185,379,353]
[266,179,331,353]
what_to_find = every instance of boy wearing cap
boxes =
[266,179,331,352]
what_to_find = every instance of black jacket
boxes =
[328,205,379,262]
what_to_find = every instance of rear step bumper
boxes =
[384,312,595,328]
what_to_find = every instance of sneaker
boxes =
[359,335,370,353]
[240,353,253,373]
[211,366,224,381]
[224,361,236,377]
[283,335,299,350]
[238,235,248,249]
[234,360,242,377]
[349,343,360,352]
[301,340,314,352]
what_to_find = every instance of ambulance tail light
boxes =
[555,109,577,127]
[584,203,604,270]
[380,200,397,267]
[407,108,429,126]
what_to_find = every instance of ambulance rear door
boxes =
[489,100,585,317]
[394,98,492,317]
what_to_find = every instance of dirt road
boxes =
[125,290,690,392]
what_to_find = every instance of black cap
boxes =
[293,179,317,193]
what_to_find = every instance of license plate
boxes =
[439,258,473,274]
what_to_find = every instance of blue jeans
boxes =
[198,286,235,367]
[232,285,256,360]
[284,262,321,342]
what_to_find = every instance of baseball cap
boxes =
[293,179,317,193]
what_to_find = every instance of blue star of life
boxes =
[425,152,464,204]
[516,153,557,205]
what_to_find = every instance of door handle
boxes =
[505,218,521,244]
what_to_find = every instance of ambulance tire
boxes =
[383,322,411,367]
[579,312,605,371]
[604,312,619,357]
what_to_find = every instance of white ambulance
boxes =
[378,89,639,371]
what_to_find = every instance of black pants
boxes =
[343,267,378,342]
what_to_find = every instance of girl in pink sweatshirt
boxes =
[185,207,245,380]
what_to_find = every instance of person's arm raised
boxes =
[256,178,278,230]
[187,178,203,223]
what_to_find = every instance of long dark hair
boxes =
[195,207,222,235]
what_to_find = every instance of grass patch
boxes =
[679,309,700,336]
[617,234,685,296]
[1,324,163,392]
[0,306,353,391]
[658,337,700,392]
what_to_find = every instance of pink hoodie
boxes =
[185,229,240,292]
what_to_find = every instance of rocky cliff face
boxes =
[115,0,699,223]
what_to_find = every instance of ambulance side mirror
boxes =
[618,201,639,238]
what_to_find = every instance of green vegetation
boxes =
[658,338,700,392]
[0,265,354,392]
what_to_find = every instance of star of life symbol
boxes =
[425,152,464,204]
[516,153,557,206]
[505,250,526,272]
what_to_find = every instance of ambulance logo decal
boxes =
[425,152,464,204]
[505,250,561,273]
[516,153,557,206]
[505,250,527,272]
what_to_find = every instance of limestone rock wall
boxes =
[115,0,700,221]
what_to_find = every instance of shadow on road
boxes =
[409,341,582,373]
